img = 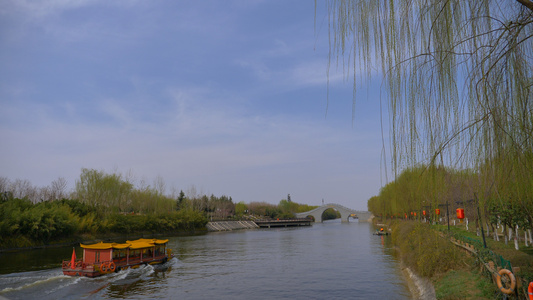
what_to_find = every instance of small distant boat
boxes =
[373,231,390,236]
[62,238,173,277]
[374,228,390,235]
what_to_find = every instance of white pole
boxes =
[504,225,508,244]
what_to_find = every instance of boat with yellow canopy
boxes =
[62,238,173,277]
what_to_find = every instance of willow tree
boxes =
[320,1,533,224]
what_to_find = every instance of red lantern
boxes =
[423,210,426,216]
[435,209,441,215]
[411,212,413,215]
[456,208,465,222]
[414,212,417,217]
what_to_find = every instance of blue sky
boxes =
[0,0,387,210]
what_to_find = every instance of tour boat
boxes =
[62,238,173,277]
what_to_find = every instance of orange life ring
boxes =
[100,263,107,273]
[496,269,516,295]
[108,262,116,272]
[528,281,533,300]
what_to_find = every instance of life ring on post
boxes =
[108,262,116,272]
[496,269,516,295]
[528,281,533,300]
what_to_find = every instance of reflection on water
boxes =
[0,246,81,275]
[0,220,411,299]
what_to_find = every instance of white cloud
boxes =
[2,0,95,18]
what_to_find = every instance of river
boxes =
[0,220,412,299]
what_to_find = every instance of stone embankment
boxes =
[206,221,259,232]
[402,265,436,300]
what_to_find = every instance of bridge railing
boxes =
[254,218,312,222]
[296,203,365,215]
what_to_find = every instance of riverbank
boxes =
[0,229,207,253]
[401,263,436,300]
[376,222,437,299]
[206,220,258,231]
[1,219,301,251]
[383,220,533,299]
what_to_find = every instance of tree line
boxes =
[0,169,321,249]
[367,163,533,242]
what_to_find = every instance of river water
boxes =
[0,220,412,299]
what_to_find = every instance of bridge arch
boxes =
[294,204,373,223]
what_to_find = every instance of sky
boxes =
[0,0,388,211]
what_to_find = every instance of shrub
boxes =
[391,221,466,277]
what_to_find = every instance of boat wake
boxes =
[0,269,73,294]
[139,264,155,280]
[43,275,84,295]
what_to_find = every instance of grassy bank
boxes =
[390,221,501,299]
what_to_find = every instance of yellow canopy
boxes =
[128,241,156,250]
[111,243,130,249]
[153,239,169,244]
[80,241,115,250]
[80,238,168,250]
[128,238,169,245]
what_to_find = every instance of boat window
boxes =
[113,249,126,260]
[130,250,140,260]
[146,248,153,257]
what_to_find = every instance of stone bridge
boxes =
[294,203,373,223]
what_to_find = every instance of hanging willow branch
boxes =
[320,0,533,214]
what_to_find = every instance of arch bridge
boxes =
[294,203,373,223]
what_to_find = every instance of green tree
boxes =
[177,190,185,210]
[234,201,248,217]
[75,168,133,212]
